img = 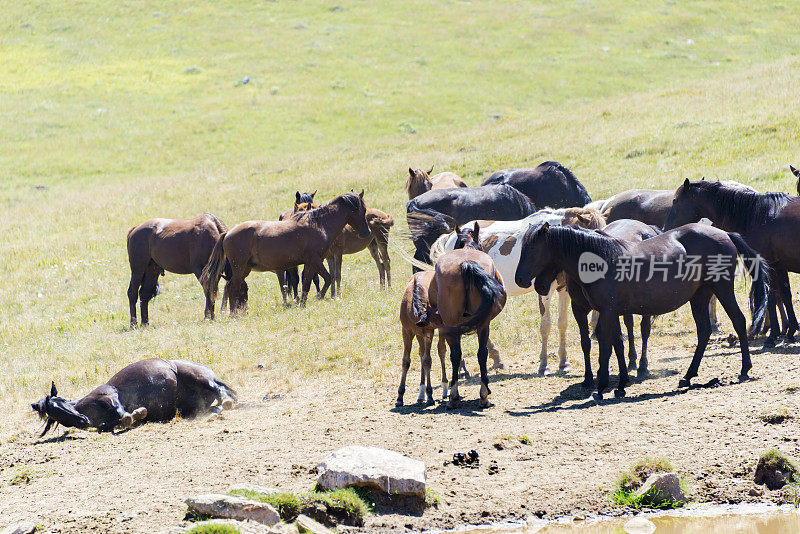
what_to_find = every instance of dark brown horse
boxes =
[515,222,769,401]
[201,191,369,311]
[428,225,506,408]
[327,208,395,295]
[664,179,800,345]
[405,166,468,199]
[482,161,592,208]
[31,359,236,435]
[126,213,228,327]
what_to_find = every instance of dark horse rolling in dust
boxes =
[515,222,769,401]
[31,359,236,435]
[126,213,228,327]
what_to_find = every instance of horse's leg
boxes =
[368,240,385,289]
[381,240,391,289]
[276,270,289,306]
[437,331,449,399]
[589,310,599,339]
[765,274,782,346]
[611,317,628,398]
[139,262,161,326]
[335,252,343,297]
[221,281,229,312]
[127,271,143,328]
[638,315,651,379]
[776,269,798,341]
[302,256,331,303]
[623,314,637,372]
[420,333,434,405]
[537,291,553,376]
[446,332,463,409]
[708,295,720,334]
[557,287,570,372]
[395,328,413,407]
[572,301,593,388]
[487,338,505,370]
[593,312,614,403]
[715,284,753,381]
[477,325,491,408]
[679,290,713,388]
[195,268,215,321]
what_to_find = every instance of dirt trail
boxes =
[1,337,799,532]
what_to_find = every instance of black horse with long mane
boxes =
[664,179,800,345]
[482,161,592,208]
[515,222,769,401]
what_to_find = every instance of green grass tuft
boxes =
[186,524,241,534]
[228,489,301,521]
[611,457,686,509]
[424,488,441,508]
[8,467,39,486]
[227,486,371,525]
[760,408,793,424]
[518,435,532,445]
[759,449,800,482]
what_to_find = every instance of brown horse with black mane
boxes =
[201,191,369,311]
[405,166,468,199]
[127,213,228,327]
[429,225,506,409]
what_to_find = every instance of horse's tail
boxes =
[728,232,769,333]
[200,231,227,302]
[459,261,504,332]
[411,275,429,327]
[429,232,452,264]
[405,208,455,266]
[205,213,228,234]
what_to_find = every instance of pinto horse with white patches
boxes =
[430,207,606,376]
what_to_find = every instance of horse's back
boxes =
[108,358,180,420]
[603,189,673,226]
[481,161,591,208]
[430,172,467,190]
[435,249,500,325]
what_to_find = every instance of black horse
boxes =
[664,179,800,345]
[406,184,536,268]
[482,161,592,208]
[515,222,769,401]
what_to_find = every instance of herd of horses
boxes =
[31,161,800,434]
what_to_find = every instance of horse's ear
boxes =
[541,222,549,232]
[683,178,691,189]
[577,213,590,223]
[427,165,434,175]
[791,165,799,177]
[50,381,57,397]
[359,189,364,199]
[295,191,302,203]
[409,168,415,176]
[311,190,317,200]
[470,224,480,243]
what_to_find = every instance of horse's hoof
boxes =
[591,391,603,404]
[537,367,549,377]
[132,407,148,421]
[416,397,426,405]
[678,378,691,388]
[425,398,436,407]
[581,378,593,389]
[491,363,507,371]
[637,369,649,381]
[764,337,777,348]
[559,363,572,373]
[627,363,637,372]
[614,389,626,399]
[395,399,404,407]
[222,399,234,410]
[785,333,796,343]
[479,398,490,408]
[446,396,460,410]
[120,414,133,429]
[738,372,750,382]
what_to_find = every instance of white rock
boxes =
[633,472,686,506]
[185,493,281,526]
[624,516,656,534]
[316,445,426,497]
[1,523,36,534]
[295,514,335,534]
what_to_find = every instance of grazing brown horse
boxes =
[126,213,228,327]
[201,191,369,311]
[327,208,395,295]
[516,222,769,401]
[405,166,468,199]
[429,226,506,409]
[396,270,451,406]
[664,179,800,345]
[31,359,236,435]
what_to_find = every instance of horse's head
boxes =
[31,382,90,437]
[405,167,434,198]
[664,178,704,230]
[562,207,606,230]
[295,190,317,205]
[293,201,318,213]
[791,165,800,195]
[452,224,481,251]
[515,222,557,295]
[343,190,370,238]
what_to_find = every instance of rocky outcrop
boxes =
[633,473,686,507]
[185,494,281,526]
[317,446,426,497]
[1,523,36,534]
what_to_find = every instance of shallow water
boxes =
[440,504,800,534]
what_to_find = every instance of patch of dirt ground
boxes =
[1,335,799,532]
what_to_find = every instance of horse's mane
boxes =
[291,192,361,221]
[543,224,624,260]
[694,181,790,228]
[539,161,592,205]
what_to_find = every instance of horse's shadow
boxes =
[390,397,491,417]
[33,432,87,445]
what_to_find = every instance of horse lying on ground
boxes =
[665,179,799,346]
[428,226,507,409]
[516,222,769,401]
[31,359,236,435]
[201,191,369,311]
[430,207,605,376]
[482,161,592,209]
[405,166,468,199]
[126,213,228,326]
